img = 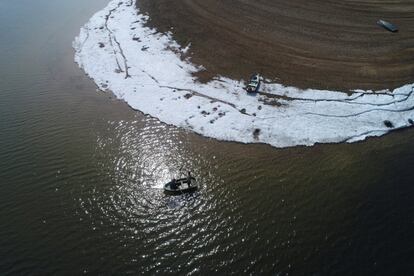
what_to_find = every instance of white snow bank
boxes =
[73,0,414,148]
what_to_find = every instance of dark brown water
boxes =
[0,0,413,274]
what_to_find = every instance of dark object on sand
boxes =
[377,19,398,32]
[164,177,197,195]
[384,120,394,128]
[246,73,261,93]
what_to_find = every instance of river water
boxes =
[0,0,413,274]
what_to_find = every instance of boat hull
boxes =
[377,20,398,32]
[164,177,198,195]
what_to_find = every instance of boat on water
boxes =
[377,19,398,32]
[164,177,198,195]
[246,73,261,93]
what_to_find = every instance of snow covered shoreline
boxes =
[73,0,414,148]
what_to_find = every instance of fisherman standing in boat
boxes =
[187,171,192,187]
[170,178,178,190]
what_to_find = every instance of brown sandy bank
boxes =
[137,0,414,91]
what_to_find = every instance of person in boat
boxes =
[170,178,178,190]
[187,171,192,186]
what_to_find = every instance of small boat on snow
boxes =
[246,73,261,93]
[164,177,198,195]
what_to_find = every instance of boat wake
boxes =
[73,0,414,148]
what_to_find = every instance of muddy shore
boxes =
[137,0,414,91]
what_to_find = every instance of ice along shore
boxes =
[73,0,414,148]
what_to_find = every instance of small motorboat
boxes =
[377,19,398,32]
[164,177,198,195]
[246,73,261,93]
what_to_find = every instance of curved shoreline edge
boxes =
[73,0,414,148]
